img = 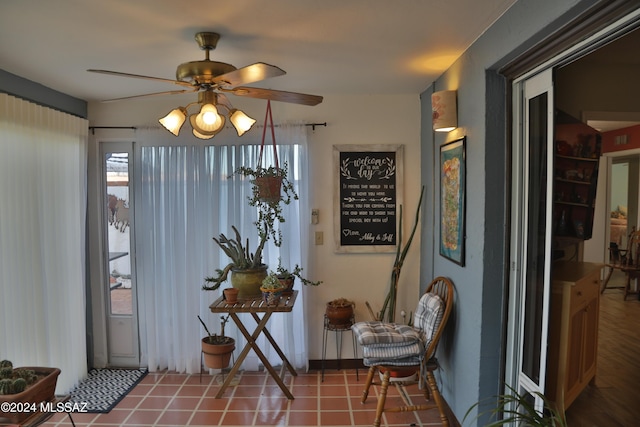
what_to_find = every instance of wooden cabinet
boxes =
[553,110,601,242]
[546,261,602,412]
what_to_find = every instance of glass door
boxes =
[507,68,554,412]
[101,141,139,367]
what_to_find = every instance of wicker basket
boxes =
[0,366,60,424]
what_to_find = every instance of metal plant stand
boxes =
[322,314,358,381]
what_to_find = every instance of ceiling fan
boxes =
[88,32,323,139]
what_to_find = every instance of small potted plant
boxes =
[198,315,235,369]
[260,272,286,306]
[223,287,239,304]
[276,259,323,294]
[326,298,356,327]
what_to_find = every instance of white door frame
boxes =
[506,68,555,412]
[100,140,140,367]
[506,7,640,415]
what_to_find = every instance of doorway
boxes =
[507,10,640,424]
[100,141,140,367]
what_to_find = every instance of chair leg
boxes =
[625,274,631,300]
[601,267,614,293]
[361,366,377,403]
[374,369,391,427]
[426,370,449,427]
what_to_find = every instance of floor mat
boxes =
[67,368,148,413]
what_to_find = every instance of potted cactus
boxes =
[0,360,61,424]
[203,225,269,299]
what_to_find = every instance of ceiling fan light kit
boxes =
[90,31,323,140]
[229,109,257,137]
[158,107,188,136]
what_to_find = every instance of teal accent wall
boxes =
[0,68,87,118]
[419,0,611,424]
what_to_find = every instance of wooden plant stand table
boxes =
[209,291,298,399]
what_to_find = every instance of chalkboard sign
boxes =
[333,145,404,253]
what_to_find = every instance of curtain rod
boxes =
[89,126,136,135]
[89,123,326,134]
[305,122,327,131]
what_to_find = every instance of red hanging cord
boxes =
[258,100,279,170]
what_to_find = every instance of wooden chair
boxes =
[351,277,454,427]
[601,227,640,299]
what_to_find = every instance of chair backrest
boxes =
[627,228,640,266]
[420,277,454,360]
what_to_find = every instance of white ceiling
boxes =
[0,0,517,104]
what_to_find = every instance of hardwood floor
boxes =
[565,270,640,427]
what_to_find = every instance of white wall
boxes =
[88,92,421,360]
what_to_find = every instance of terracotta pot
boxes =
[254,175,283,203]
[278,275,295,294]
[230,265,268,299]
[223,287,239,304]
[201,337,235,369]
[325,302,354,327]
[0,367,60,424]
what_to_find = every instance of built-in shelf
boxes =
[553,110,602,242]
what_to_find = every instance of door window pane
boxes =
[105,152,132,315]
[521,93,548,383]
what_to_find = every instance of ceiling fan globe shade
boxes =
[190,112,226,136]
[159,107,187,136]
[229,109,257,136]
[192,128,215,140]
[201,104,220,126]
[191,103,224,134]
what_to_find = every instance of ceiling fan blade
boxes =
[100,89,197,103]
[88,69,194,88]
[212,63,285,87]
[228,87,323,106]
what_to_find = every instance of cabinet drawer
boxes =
[570,272,599,309]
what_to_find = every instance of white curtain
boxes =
[0,94,88,393]
[135,123,310,373]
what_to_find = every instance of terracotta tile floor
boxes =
[41,369,446,426]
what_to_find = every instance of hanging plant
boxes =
[232,100,298,246]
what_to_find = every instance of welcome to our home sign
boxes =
[333,145,404,253]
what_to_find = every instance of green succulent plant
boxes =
[260,272,286,290]
[12,378,27,393]
[203,225,268,291]
[0,378,13,395]
[0,367,12,379]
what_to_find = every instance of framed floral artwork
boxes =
[439,137,466,266]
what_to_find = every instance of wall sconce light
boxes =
[432,90,457,132]
[159,90,257,139]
